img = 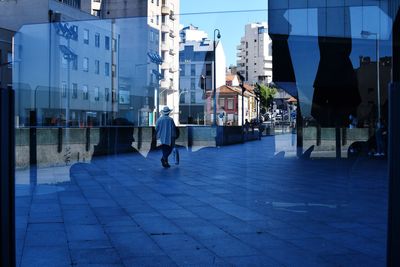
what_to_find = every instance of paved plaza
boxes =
[15,135,388,266]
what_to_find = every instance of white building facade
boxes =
[179,25,226,125]
[236,23,273,85]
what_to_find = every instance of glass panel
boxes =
[8,1,395,266]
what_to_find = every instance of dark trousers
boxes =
[161,145,173,161]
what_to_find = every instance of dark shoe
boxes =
[161,158,168,168]
[165,161,171,168]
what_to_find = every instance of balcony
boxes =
[161,61,170,70]
[161,24,170,33]
[161,42,169,51]
[169,30,176,38]
[161,5,170,15]
[160,79,170,88]
[170,11,176,20]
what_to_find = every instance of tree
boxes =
[258,84,277,109]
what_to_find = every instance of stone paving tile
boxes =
[152,234,204,252]
[109,232,166,258]
[223,255,284,266]
[21,246,71,267]
[321,253,384,267]
[24,229,68,247]
[123,256,178,267]
[70,248,123,265]
[200,235,260,258]
[166,248,229,267]
[65,224,109,241]
[158,208,198,219]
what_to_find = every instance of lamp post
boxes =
[255,83,261,124]
[147,52,163,124]
[213,29,221,126]
[237,73,246,127]
[361,30,381,122]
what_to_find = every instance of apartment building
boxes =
[100,0,180,125]
[236,22,273,85]
[0,28,13,89]
[179,24,226,125]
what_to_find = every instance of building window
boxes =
[83,29,89,44]
[191,64,195,76]
[72,83,78,98]
[227,98,234,110]
[112,38,117,52]
[180,91,185,104]
[95,60,100,74]
[95,33,100,48]
[191,92,196,104]
[190,78,196,90]
[105,62,110,76]
[94,87,100,101]
[150,31,154,42]
[156,15,160,25]
[92,9,100,17]
[157,0,159,6]
[219,98,225,108]
[105,88,110,102]
[61,82,67,97]
[61,54,68,67]
[82,85,89,100]
[105,36,110,50]
[72,57,78,70]
[83,57,89,72]
[206,64,211,76]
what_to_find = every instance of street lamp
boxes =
[255,83,262,124]
[361,30,381,122]
[213,29,221,126]
[237,72,246,127]
[147,52,163,124]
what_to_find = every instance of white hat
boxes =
[161,106,172,115]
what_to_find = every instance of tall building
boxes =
[179,24,226,125]
[0,28,14,89]
[100,0,181,125]
[236,23,272,85]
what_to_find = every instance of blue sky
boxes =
[180,0,268,66]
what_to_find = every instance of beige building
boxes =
[237,22,273,85]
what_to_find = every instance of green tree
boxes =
[258,84,277,109]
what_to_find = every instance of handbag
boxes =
[172,147,180,165]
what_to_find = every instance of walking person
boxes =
[156,106,176,168]
[375,120,386,156]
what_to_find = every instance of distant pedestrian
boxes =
[156,106,176,168]
[375,120,385,156]
[244,119,250,133]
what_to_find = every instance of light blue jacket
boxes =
[156,115,176,146]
